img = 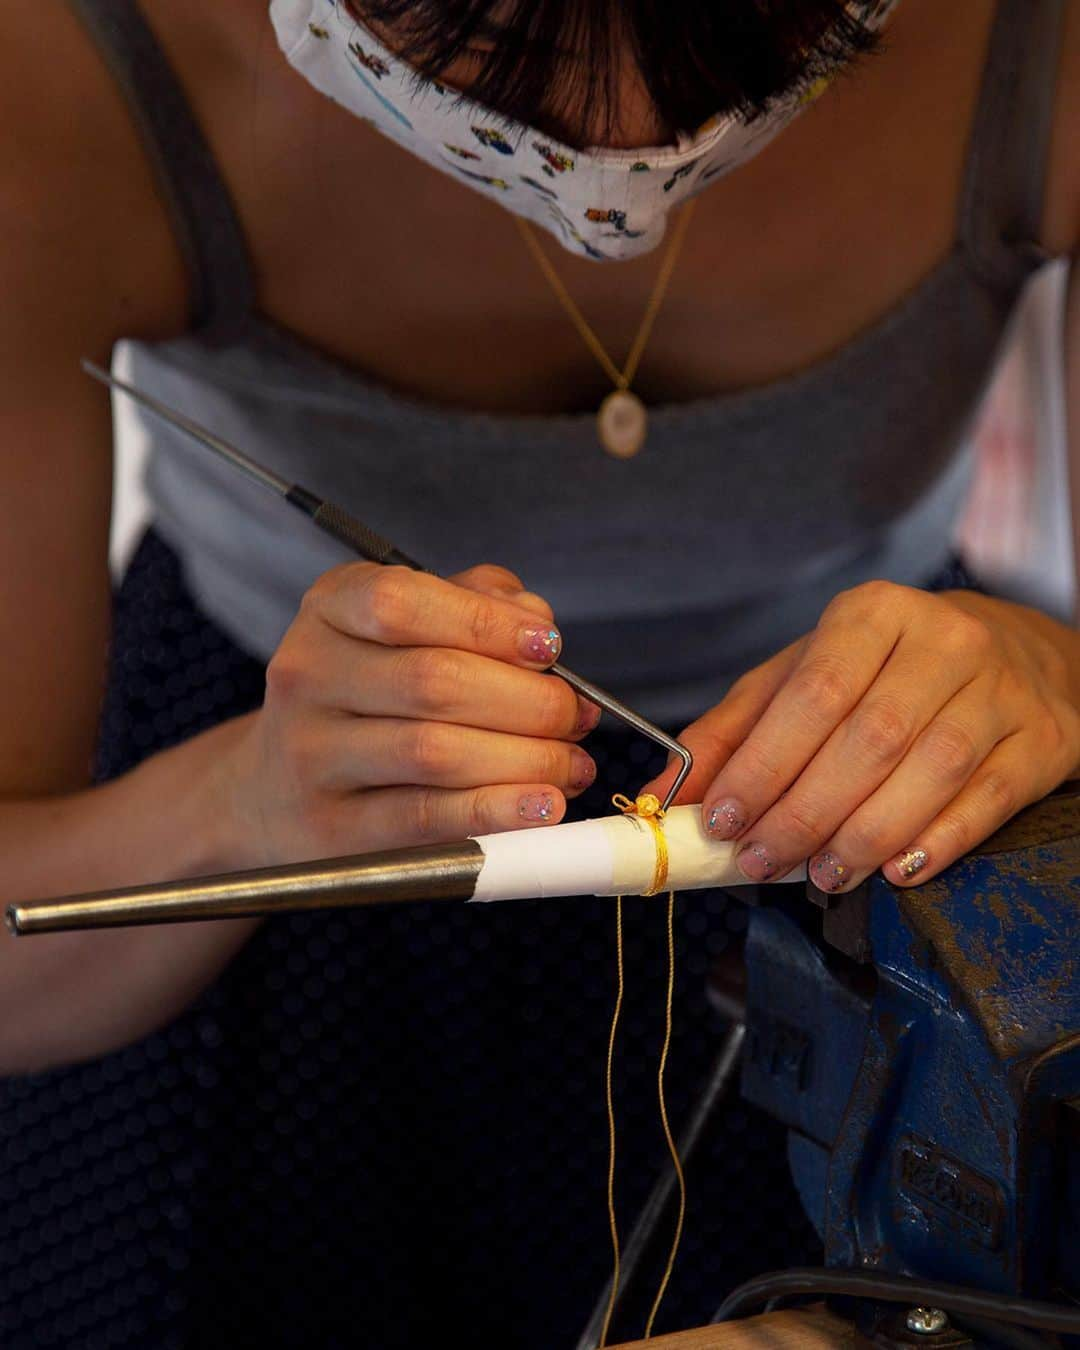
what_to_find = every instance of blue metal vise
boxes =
[739,781,1080,1316]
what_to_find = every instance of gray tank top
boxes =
[72,0,1064,724]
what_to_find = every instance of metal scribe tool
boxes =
[82,361,692,807]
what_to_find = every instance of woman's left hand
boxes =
[643,581,1080,891]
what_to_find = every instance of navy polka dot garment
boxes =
[0,530,981,1349]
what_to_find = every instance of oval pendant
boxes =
[598,390,648,460]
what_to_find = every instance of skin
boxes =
[640,6,1080,893]
[0,0,1078,1068]
[645,584,1080,890]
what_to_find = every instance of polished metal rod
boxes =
[9,808,788,937]
[84,361,693,808]
[8,842,485,936]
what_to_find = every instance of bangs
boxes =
[345,0,883,147]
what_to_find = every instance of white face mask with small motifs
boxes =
[271,0,899,262]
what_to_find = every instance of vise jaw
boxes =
[736,781,1080,1314]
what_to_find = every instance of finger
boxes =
[309,716,597,795]
[325,783,569,854]
[448,562,527,596]
[450,565,556,624]
[307,563,563,669]
[506,590,557,621]
[804,688,1017,892]
[272,628,590,740]
[697,580,989,844]
[641,639,806,808]
[698,620,903,843]
[881,732,1039,887]
[724,648,997,882]
[445,573,575,722]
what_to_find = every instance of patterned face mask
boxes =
[270,0,899,261]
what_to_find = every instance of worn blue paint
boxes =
[740,824,1080,1303]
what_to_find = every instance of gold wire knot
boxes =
[611,793,669,896]
[612,791,664,820]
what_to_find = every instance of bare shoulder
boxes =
[1042,0,1080,254]
[0,2,196,794]
[0,1,189,346]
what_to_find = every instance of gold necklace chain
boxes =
[514,202,696,389]
[514,203,697,458]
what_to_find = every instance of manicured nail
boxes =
[706,798,746,839]
[894,847,929,880]
[575,701,602,735]
[520,627,561,665]
[736,841,778,883]
[570,753,597,791]
[518,792,556,822]
[809,851,849,893]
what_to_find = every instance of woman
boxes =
[0,0,1077,1344]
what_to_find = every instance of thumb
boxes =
[450,564,555,622]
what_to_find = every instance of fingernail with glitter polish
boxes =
[575,701,602,736]
[518,792,557,822]
[570,753,597,791]
[736,841,778,883]
[520,626,561,665]
[809,851,849,893]
[894,847,929,880]
[706,798,746,839]
[518,788,561,820]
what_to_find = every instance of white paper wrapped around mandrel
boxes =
[469,804,805,903]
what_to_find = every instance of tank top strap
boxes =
[956,0,1068,284]
[67,0,255,335]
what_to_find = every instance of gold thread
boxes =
[597,893,625,1350]
[612,793,669,895]
[644,890,686,1338]
[514,202,697,393]
[604,796,687,1341]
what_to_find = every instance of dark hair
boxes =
[346,1,883,147]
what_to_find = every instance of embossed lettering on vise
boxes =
[747,1017,813,1093]
[894,1133,1005,1250]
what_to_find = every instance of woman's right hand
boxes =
[214,561,601,868]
